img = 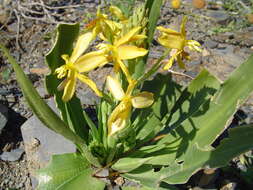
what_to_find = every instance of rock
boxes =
[207,10,230,25]
[0,148,24,161]
[0,104,8,135]
[212,46,244,67]
[204,39,218,49]
[202,48,211,57]
[21,98,76,188]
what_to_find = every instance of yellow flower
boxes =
[55,32,108,102]
[171,0,181,9]
[106,76,154,136]
[85,8,121,41]
[98,27,148,82]
[109,6,128,23]
[157,16,202,70]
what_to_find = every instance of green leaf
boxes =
[142,73,183,120]
[83,110,99,142]
[146,0,163,45]
[194,55,253,149]
[167,68,220,131]
[122,165,161,188]
[122,70,220,170]
[45,23,88,141]
[133,73,182,144]
[160,55,253,152]
[121,182,178,190]
[37,153,105,190]
[123,125,253,186]
[162,125,253,184]
[112,157,152,172]
[0,44,101,167]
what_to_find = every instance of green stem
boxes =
[137,49,170,84]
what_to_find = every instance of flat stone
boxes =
[0,104,8,135]
[21,98,76,188]
[207,10,230,25]
[204,39,218,49]
[0,148,24,161]
[212,46,244,67]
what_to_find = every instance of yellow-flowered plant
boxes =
[157,16,202,70]
[106,76,153,135]
[4,2,252,190]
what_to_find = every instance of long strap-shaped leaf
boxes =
[145,0,163,45]
[122,125,253,187]
[158,55,253,153]
[0,44,100,167]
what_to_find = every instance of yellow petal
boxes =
[116,59,132,83]
[180,16,187,37]
[158,34,185,50]
[129,34,147,42]
[77,74,102,97]
[69,32,93,63]
[75,51,108,72]
[106,76,125,100]
[163,49,181,70]
[62,70,77,102]
[108,100,131,135]
[131,92,154,108]
[187,40,202,52]
[61,54,70,63]
[125,80,137,96]
[109,6,126,21]
[157,26,180,35]
[177,54,186,69]
[163,59,174,70]
[104,19,122,33]
[114,26,141,46]
[118,45,148,60]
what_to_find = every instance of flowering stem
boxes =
[137,49,170,84]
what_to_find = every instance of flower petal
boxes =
[117,45,148,60]
[131,92,154,108]
[106,76,125,100]
[157,26,180,35]
[158,34,185,49]
[177,54,186,69]
[187,40,202,52]
[180,16,187,37]
[109,6,126,21]
[104,19,122,34]
[70,32,93,63]
[75,51,108,72]
[108,100,131,135]
[77,74,102,97]
[114,26,141,46]
[116,59,132,83]
[129,34,147,42]
[62,70,77,102]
